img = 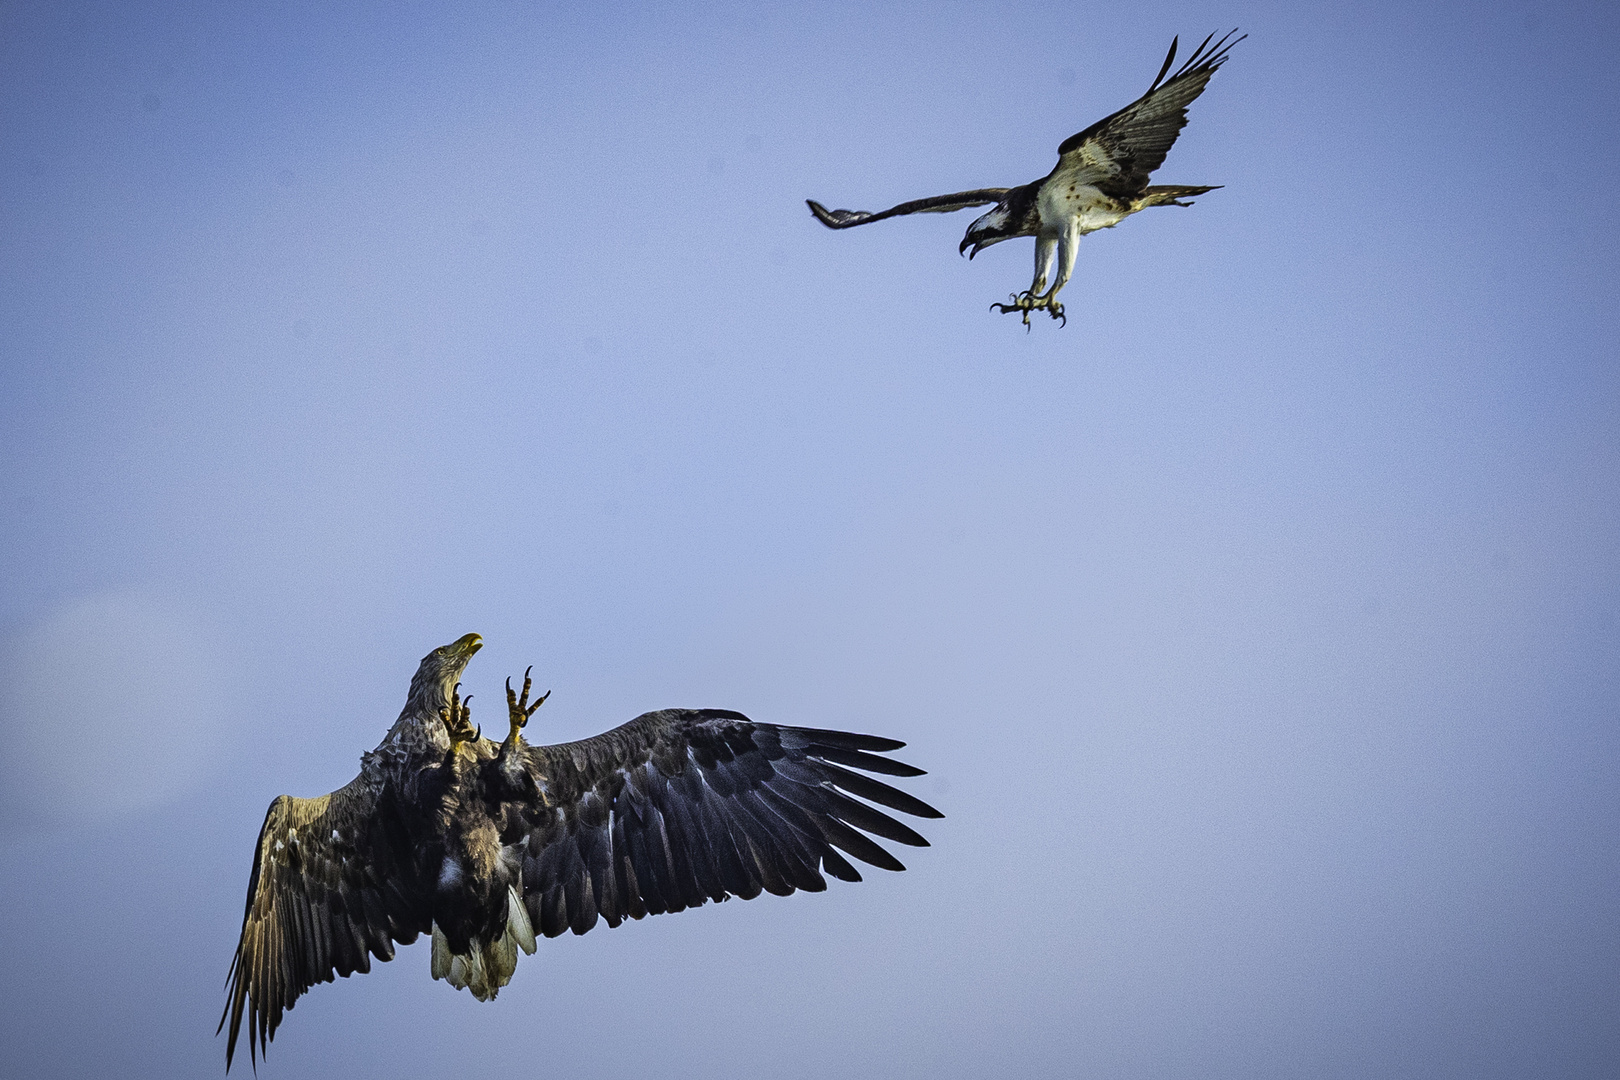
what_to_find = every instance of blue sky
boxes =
[1,1,1617,1077]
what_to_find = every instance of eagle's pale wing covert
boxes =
[220,777,428,1071]
[520,709,943,937]
[807,189,1011,229]
[1055,31,1244,196]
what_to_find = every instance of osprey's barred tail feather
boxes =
[1135,184,1221,209]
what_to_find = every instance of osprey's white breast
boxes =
[1039,158,1129,236]
[1038,182,1127,235]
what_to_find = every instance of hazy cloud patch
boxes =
[0,589,233,832]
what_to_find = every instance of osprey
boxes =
[220,634,941,1069]
[807,31,1243,326]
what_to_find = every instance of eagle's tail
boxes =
[431,886,539,1001]
[1135,185,1221,209]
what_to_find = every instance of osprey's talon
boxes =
[991,292,1030,317]
[442,683,479,747]
[505,665,550,740]
[988,290,1062,329]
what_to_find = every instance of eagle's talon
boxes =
[442,684,478,747]
[505,666,550,742]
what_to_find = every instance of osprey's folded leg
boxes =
[990,232,1067,327]
[442,683,479,747]
[1027,235,1054,303]
[503,666,549,749]
[1037,224,1080,328]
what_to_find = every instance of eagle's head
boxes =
[407,633,484,711]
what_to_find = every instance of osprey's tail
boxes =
[1135,184,1221,209]
[430,886,538,1001]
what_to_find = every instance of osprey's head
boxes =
[407,633,484,711]
[961,204,1017,260]
[961,185,1037,259]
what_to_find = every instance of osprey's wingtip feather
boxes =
[807,199,869,229]
[1149,36,1178,92]
[1176,29,1244,80]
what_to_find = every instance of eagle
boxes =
[807,31,1243,326]
[220,634,942,1069]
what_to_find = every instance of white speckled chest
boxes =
[1037,181,1128,237]
[1039,152,1131,236]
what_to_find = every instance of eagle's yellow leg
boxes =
[503,666,550,749]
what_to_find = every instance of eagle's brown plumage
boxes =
[219,635,942,1069]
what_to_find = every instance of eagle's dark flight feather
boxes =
[219,779,428,1070]
[519,710,942,938]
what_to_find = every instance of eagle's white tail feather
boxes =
[487,934,517,997]
[429,889,532,1000]
[507,885,537,955]
[447,952,473,992]
[430,922,452,981]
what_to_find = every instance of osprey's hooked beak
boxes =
[962,205,1010,260]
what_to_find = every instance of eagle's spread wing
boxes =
[220,777,428,1071]
[807,190,1011,229]
[520,709,943,937]
[1054,31,1243,197]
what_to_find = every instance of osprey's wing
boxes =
[807,190,1010,229]
[220,777,428,1071]
[520,709,942,937]
[1054,31,1243,196]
